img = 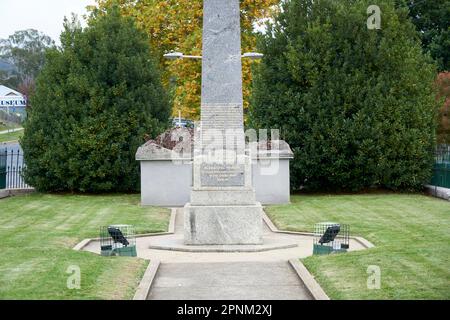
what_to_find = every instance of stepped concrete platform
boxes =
[78,208,373,300]
[147,235,298,252]
[80,208,370,262]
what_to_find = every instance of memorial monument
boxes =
[184,0,263,245]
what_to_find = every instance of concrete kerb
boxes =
[0,189,8,199]
[425,185,450,201]
[262,211,375,249]
[72,239,91,251]
[168,208,177,233]
[147,242,298,253]
[133,259,161,300]
[288,259,330,300]
[264,209,374,301]
[72,208,177,251]
[0,188,35,199]
[352,236,375,249]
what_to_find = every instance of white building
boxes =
[0,85,27,117]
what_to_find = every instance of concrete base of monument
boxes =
[148,234,298,253]
[190,189,257,206]
[77,208,373,260]
[183,202,264,245]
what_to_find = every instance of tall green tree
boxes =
[0,29,55,89]
[94,0,279,119]
[21,6,170,192]
[250,0,438,191]
[402,0,450,71]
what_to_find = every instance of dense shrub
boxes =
[404,0,450,72]
[21,6,170,192]
[249,0,438,191]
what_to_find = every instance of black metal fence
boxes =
[431,145,450,189]
[0,148,32,190]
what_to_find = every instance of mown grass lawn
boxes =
[0,193,170,299]
[266,193,450,300]
[0,130,23,143]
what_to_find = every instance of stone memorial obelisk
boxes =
[184,0,263,245]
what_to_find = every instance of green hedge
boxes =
[249,0,438,191]
[21,6,170,192]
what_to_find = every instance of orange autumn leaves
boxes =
[94,0,278,119]
[436,72,450,143]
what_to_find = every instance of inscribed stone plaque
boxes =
[200,163,245,187]
[200,104,245,155]
[201,104,243,130]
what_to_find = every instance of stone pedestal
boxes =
[184,203,263,245]
[184,154,263,245]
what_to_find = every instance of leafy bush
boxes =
[404,0,450,72]
[249,0,438,191]
[21,6,170,192]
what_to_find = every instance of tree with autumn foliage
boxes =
[93,0,278,119]
[436,72,450,144]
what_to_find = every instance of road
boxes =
[0,127,24,135]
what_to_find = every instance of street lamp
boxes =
[163,51,264,60]
[242,52,264,60]
[163,52,202,60]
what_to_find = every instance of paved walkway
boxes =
[82,209,371,300]
[148,261,312,300]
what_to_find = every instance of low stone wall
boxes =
[140,161,192,206]
[0,188,34,199]
[139,159,292,206]
[136,136,294,206]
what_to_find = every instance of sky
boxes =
[0,0,268,45]
[0,0,96,44]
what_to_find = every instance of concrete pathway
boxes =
[148,261,312,300]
